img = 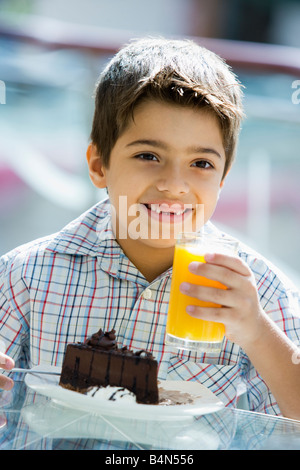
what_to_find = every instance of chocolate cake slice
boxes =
[59,329,159,404]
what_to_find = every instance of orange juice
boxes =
[166,244,226,345]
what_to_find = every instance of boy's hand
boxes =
[181,252,300,419]
[180,252,266,348]
[0,352,15,391]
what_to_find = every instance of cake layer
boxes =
[59,343,159,404]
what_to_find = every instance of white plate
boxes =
[25,365,224,421]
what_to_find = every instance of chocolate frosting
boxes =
[85,328,117,350]
[84,328,154,359]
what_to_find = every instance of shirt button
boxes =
[143,288,152,300]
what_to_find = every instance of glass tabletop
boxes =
[1,378,300,450]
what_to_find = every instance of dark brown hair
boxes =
[90,37,244,177]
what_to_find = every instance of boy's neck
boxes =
[118,238,175,283]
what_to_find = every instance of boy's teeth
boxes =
[148,204,185,215]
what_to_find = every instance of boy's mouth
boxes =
[142,202,193,222]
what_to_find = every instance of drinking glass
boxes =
[165,233,238,353]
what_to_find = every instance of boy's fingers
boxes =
[204,253,250,275]
[188,252,250,279]
[0,353,15,371]
[188,258,250,288]
[0,353,15,391]
[0,375,14,391]
[180,282,234,307]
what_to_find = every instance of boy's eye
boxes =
[192,160,214,169]
[135,153,158,161]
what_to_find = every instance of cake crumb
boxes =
[158,387,196,406]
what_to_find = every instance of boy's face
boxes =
[87,99,227,252]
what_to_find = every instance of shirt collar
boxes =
[46,197,117,257]
[45,197,150,285]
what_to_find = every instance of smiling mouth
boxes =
[143,203,193,219]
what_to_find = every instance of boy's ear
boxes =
[218,168,230,199]
[220,166,231,188]
[86,143,107,188]
[220,178,225,189]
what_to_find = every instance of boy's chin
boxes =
[126,228,182,249]
[133,236,177,249]
[126,222,202,247]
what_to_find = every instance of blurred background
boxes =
[0,0,300,286]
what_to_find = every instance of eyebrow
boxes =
[126,139,223,159]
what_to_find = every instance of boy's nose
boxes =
[156,165,189,195]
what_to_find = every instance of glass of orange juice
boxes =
[165,232,238,353]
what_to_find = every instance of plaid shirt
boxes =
[1,198,300,415]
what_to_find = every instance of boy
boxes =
[1,37,300,419]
